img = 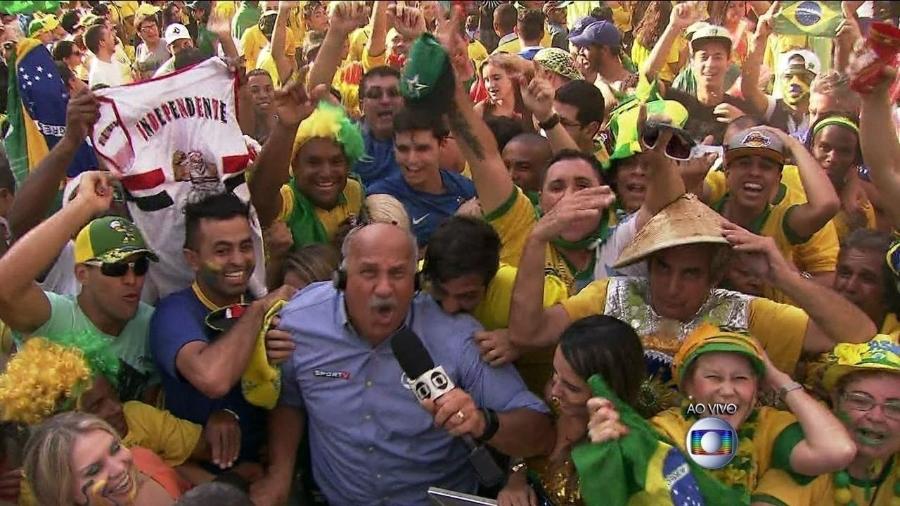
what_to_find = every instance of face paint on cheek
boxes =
[203,261,224,273]
[782,74,812,105]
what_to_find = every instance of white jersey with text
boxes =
[91,58,265,300]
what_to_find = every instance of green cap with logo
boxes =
[401,33,450,102]
[74,216,159,264]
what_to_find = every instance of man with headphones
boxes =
[251,222,553,506]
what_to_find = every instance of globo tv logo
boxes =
[685,417,737,469]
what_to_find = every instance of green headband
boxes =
[812,116,859,138]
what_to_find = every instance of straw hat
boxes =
[613,193,728,268]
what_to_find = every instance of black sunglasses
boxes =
[363,87,401,100]
[86,256,150,277]
[640,120,696,160]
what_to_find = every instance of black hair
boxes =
[183,192,250,250]
[542,149,604,185]
[84,24,106,54]
[246,68,273,81]
[175,482,253,506]
[61,10,80,34]
[392,107,449,140]
[555,80,606,127]
[806,114,863,166]
[559,315,646,407]
[485,115,525,152]
[517,9,545,42]
[423,215,500,287]
[840,229,900,315]
[174,47,209,70]
[494,3,517,34]
[52,40,77,61]
[360,65,401,97]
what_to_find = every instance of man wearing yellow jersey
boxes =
[248,85,365,252]
[713,126,840,288]
[510,193,876,383]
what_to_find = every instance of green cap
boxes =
[28,15,59,37]
[74,216,159,264]
[607,99,689,162]
[401,33,450,101]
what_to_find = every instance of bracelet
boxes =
[778,382,804,403]
[476,408,500,443]
[222,408,241,422]
[537,113,561,131]
[510,458,527,474]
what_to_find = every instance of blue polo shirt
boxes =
[353,123,401,189]
[367,169,476,246]
[149,287,266,464]
[277,282,547,506]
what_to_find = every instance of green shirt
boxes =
[232,1,261,40]
[16,291,158,402]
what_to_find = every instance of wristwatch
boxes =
[538,113,561,131]
[476,408,500,443]
[778,381,804,403]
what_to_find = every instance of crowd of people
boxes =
[0,0,898,505]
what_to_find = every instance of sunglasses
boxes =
[85,256,150,277]
[640,120,696,160]
[205,303,251,333]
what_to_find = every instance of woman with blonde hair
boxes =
[475,53,533,132]
[23,411,187,505]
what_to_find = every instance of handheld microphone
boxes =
[391,328,505,488]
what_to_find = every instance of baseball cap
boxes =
[543,1,573,12]
[28,14,60,37]
[568,20,621,49]
[533,47,583,81]
[778,49,821,76]
[569,16,600,40]
[725,127,786,166]
[689,24,733,54]
[74,216,158,264]
[164,23,191,46]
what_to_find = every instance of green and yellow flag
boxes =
[571,375,744,506]
[774,1,843,37]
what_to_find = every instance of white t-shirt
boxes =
[39,241,79,297]
[88,57,133,89]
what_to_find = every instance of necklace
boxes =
[833,456,899,506]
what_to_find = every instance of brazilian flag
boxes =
[571,375,744,506]
[774,1,843,37]
[0,1,61,15]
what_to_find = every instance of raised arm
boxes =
[741,2,777,117]
[9,88,98,242]
[723,223,876,354]
[207,9,239,60]
[641,3,701,83]
[247,80,315,228]
[307,2,369,92]
[270,1,295,85]
[766,127,841,239]
[520,76,580,155]
[762,352,856,475]
[632,112,690,230]
[859,72,900,228]
[364,0,389,62]
[0,172,115,333]
[508,187,616,348]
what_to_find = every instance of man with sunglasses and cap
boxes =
[0,171,159,403]
[568,18,636,103]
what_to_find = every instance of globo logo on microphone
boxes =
[410,366,456,401]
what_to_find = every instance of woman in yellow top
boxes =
[754,336,900,506]
[587,325,857,503]
[497,315,647,506]
[808,116,877,241]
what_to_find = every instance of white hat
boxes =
[778,49,821,76]
[164,23,191,46]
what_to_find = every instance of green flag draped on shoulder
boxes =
[571,375,744,506]
[774,1,843,37]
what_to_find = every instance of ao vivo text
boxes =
[684,402,739,417]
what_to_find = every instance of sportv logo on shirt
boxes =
[314,369,351,380]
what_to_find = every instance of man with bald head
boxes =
[251,223,552,505]
[502,133,552,199]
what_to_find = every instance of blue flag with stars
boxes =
[17,43,98,178]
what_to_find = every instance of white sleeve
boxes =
[764,95,778,121]
[594,215,645,280]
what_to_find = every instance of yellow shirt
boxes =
[122,401,202,467]
[214,1,237,22]
[278,179,364,240]
[493,32,552,55]
[654,407,806,493]
[486,188,598,292]
[631,37,685,83]
[468,39,489,71]
[754,458,900,506]
[240,25,297,71]
[349,27,371,63]
[562,278,809,375]
[472,262,568,395]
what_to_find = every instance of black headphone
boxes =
[333,268,422,291]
